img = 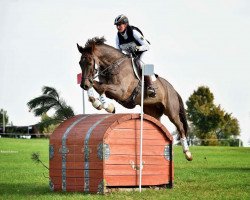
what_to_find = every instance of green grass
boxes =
[0,138,249,200]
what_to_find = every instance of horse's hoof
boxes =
[184,151,193,161]
[112,108,116,114]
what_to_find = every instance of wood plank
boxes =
[50,176,61,186]
[50,169,103,178]
[105,155,168,165]
[108,129,169,140]
[49,160,62,170]
[108,144,166,156]
[50,155,169,170]
[104,164,170,176]
[105,137,169,145]
[115,119,158,130]
[52,184,62,191]
[105,174,170,186]
[50,161,103,170]
[51,175,104,193]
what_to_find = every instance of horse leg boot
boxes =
[99,94,115,113]
[87,88,103,110]
[180,137,193,161]
[145,76,156,98]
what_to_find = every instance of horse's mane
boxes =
[80,36,123,57]
[84,37,106,49]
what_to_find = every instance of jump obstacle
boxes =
[49,113,174,194]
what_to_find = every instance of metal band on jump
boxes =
[61,115,90,191]
[84,115,111,193]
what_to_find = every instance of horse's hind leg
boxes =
[166,112,193,161]
[143,104,164,121]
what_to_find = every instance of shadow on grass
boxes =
[0,182,51,196]
[0,182,101,198]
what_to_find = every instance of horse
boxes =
[77,37,192,161]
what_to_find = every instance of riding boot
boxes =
[145,76,156,98]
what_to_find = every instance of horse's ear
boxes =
[77,43,84,54]
[84,44,95,55]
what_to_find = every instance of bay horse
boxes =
[77,37,192,161]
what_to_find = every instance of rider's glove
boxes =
[133,46,140,52]
[127,46,140,53]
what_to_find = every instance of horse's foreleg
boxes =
[87,88,103,110]
[93,81,120,113]
[99,94,115,113]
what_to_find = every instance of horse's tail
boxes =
[177,92,188,137]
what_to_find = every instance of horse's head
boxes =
[77,43,96,90]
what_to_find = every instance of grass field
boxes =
[0,138,249,200]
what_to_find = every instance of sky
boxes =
[0,0,250,146]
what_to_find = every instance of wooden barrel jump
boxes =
[49,113,174,194]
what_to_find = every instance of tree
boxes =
[27,86,75,128]
[186,86,240,145]
[38,113,59,135]
[215,113,240,139]
[0,109,9,126]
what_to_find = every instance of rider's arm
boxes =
[133,30,150,51]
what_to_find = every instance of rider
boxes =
[114,14,156,98]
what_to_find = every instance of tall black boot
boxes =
[145,76,156,98]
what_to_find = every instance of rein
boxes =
[93,56,127,79]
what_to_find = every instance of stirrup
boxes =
[147,86,156,98]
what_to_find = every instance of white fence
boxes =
[188,138,243,147]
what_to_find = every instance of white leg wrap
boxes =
[87,88,103,110]
[92,99,102,110]
[180,137,189,152]
[87,87,95,98]
[99,94,109,109]
[99,94,115,113]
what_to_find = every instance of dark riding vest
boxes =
[117,25,144,56]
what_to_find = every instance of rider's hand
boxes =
[134,46,140,52]
[128,46,139,53]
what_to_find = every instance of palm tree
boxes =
[27,86,75,125]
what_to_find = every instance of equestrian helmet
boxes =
[114,14,129,25]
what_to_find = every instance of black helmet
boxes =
[114,14,129,25]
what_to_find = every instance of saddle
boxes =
[131,57,158,81]
[131,57,142,80]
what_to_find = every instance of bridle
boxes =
[81,55,128,82]
[94,56,127,78]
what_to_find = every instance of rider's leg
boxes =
[144,76,156,97]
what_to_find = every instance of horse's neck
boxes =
[95,45,125,67]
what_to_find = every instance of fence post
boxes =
[139,64,154,192]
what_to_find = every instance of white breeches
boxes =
[138,50,154,65]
